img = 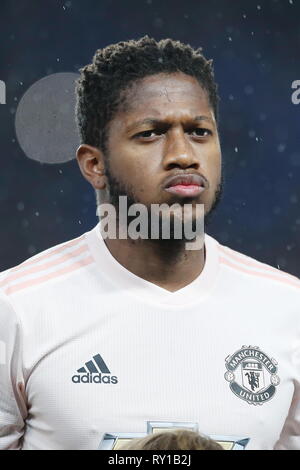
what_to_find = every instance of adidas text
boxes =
[72,373,118,384]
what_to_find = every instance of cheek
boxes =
[206,144,222,180]
[129,165,152,192]
[118,151,157,188]
[118,160,154,197]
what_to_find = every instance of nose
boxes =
[162,128,199,170]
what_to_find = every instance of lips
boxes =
[163,173,207,197]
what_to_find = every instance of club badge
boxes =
[224,345,280,405]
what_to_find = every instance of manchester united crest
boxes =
[224,345,280,405]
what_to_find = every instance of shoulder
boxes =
[0,230,93,298]
[207,234,300,292]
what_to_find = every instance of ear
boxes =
[76,144,107,190]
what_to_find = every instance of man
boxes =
[0,36,300,450]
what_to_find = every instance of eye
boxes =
[190,128,212,137]
[137,130,155,138]
[134,129,163,139]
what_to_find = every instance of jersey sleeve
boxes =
[0,294,27,449]
[274,342,300,450]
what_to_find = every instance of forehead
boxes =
[117,72,213,123]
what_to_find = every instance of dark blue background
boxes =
[1,0,299,276]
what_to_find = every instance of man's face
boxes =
[103,72,222,232]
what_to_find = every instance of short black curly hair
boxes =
[75,35,219,152]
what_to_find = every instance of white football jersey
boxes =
[0,222,300,450]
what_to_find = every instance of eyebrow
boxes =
[126,115,214,132]
[194,115,214,124]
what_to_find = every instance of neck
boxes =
[104,236,205,292]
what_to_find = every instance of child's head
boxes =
[120,429,223,450]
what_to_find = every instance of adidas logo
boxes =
[72,353,118,384]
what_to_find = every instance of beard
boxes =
[100,160,224,244]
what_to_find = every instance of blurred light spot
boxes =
[22,219,29,228]
[15,72,80,164]
[272,206,281,215]
[290,153,300,167]
[244,85,254,95]
[277,143,286,153]
[28,245,37,255]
